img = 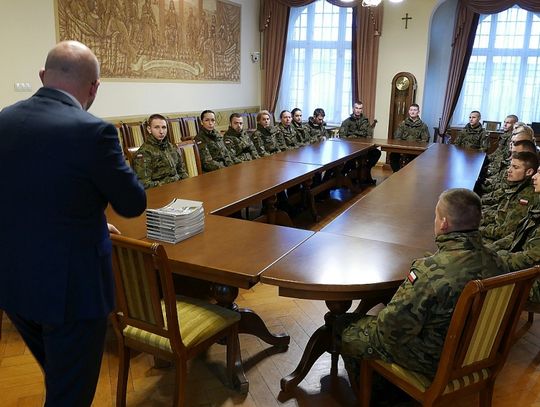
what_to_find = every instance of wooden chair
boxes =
[514,298,540,339]
[358,266,540,407]
[121,120,146,148]
[0,309,3,340]
[483,121,501,131]
[180,116,200,140]
[125,146,140,168]
[177,140,202,177]
[167,117,184,146]
[110,235,246,407]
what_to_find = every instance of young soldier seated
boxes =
[223,113,260,162]
[339,101,381,184]
[133,113,188,189]
[390,104,429,172]
[480,151,538,243]
[454,110,489,152]
[250,110,285,155]
[195,109,240,172]
[275,110,300,149]
[489,164,540,302]
[335,188,506,390]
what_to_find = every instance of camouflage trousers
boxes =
[530,279,540,303]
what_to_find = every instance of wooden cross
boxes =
[402,13,412,29]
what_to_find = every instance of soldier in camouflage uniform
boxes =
[390,104,430,172]
[275,110,300,149]
[339,102,382,184]
[454,111,489,152]
[306,108,330,144]
[250,110,286,155]
[481,139,537,206]
[195,110,240,172]
[480,151,538,243]
[223,113,260,161]
[291,108,310,146]
[133,114,188,189]
[489,166,540,302]
[481,123,535,195]
[485,115,518,176]
[335,188,507,383]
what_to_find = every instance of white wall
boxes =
[0,0,261,119]
[373,0,438,139]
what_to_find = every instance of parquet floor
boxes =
[1,165,540,406]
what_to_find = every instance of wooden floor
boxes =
[1,165,540,406]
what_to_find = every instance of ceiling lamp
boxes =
[361,0,404,6]
[362,0,382,6]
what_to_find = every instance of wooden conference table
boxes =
[106,139,375,389]
[260,143,486,390]
[107,138,484,392]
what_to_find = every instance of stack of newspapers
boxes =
[146,198,204,244]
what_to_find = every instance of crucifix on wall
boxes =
[402,13,412,29]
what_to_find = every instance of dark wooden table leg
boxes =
[301,178,320,222]
[280,300,352,392]
[211,284,290,348]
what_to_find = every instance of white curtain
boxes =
[276,0,353,124]
[453,6,540,126]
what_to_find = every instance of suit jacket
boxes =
[0,87,146,324]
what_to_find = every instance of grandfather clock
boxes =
[388,72,417,139]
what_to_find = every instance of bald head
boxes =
[39,41,100,110]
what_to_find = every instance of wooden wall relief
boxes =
[56,0,241,82]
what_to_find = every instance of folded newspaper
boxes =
[146,198,204,244]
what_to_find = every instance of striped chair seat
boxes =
[124,295,240,352]
[372,360,490,395]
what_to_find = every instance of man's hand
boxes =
[108,223,121,235]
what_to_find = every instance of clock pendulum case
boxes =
[388,72,417,139]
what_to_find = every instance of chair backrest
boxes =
[180,116,200,141]
[431,266,540,390]
[125,146,140,167]
[178,140,202,177]
[483,120,501,131]
[110,235,184,352]
[167,117,183,146]
[121,121,146,148]
[248,112,258,130]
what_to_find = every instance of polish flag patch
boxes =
[519,199,529,206]
[407,270,418,285]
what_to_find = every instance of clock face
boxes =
[396,76,410,91]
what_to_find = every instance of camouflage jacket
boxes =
[133,136,188,189]
[276,123,300,149]
[195,128,240,172]
[292,120,310,145]
[454,123,489,152]
[251,124,286,154]
[486,131,512,175]
[481,178,535,241]
[249,124,270,156]
[223,127,260,161]
[480,158,511,198]
[340,231,506,378]
[307,117,329,143]
[489,197,540,271]
[339,114,373,138]
[394,117,430,142]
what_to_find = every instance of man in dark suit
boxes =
[0,41,146,406]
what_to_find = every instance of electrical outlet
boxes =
[14,82,32,92]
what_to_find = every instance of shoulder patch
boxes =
[519,198,529,206]
[196,140,202,145]
[407,270,418,285]
[136,154,143,158]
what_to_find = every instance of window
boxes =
[453,6,540,125]
[276,1,353,124]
